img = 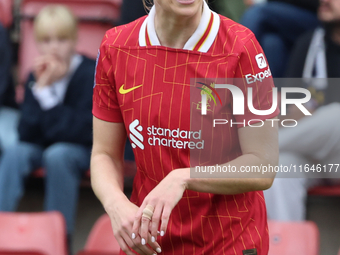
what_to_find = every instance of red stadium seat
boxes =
[0,251,45,255]
[268,220,319,255]
[338,247,340,255]
[76,252,111,255]
[0,0,13,28]
[77,214,120,255]
[308,185,340,196]
[0,212,67,255]
[18,0,122,84]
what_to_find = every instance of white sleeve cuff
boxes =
[31,83,60,110]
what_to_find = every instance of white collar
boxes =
[139,1,220,52]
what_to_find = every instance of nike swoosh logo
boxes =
[119,84,143,94]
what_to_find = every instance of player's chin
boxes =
[174,0,196,5]
[172,0,202,16]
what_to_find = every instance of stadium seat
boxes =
[77,214,120,255]
[268,220,319,255]
[18,0,122,84]
[0,251,45,255]
[338,247,340,255]
[76,252,112,255]
[0,212,67,255]
[0,0,13,28]
[308,185,340,196]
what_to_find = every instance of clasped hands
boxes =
[110,169,188,255]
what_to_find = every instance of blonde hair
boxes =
[34,5,77,41]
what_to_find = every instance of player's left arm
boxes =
[183,118,279,193]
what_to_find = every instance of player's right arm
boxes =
[91,116,162,255]
[91,32,161,255]
[91,117,127,212]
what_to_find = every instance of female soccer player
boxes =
[91,0,279,254]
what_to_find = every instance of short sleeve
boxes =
[92,34,123,122]
[233,35,280,128]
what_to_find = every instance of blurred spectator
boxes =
[119,0,146,25]
[210,0,246,22]
[240,0,320,77]
[0,4,94,243]
[0,22,19,154]
[265,0,340,221]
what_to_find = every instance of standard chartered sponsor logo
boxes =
[147,126,204,149]
[129,119,144,150]
[245,67,272,84]
[129,119,204,150]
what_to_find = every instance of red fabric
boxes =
[0,0,13,28]
[0,251,45,255]
[308,185,340,196]
[267,220,319,255]
[84,214,120,254]
[93,15,279,255]
[0,212,67,255]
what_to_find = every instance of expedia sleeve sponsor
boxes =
[245,67,272,85]
[231,35,280,127]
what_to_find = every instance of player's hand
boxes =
[132,169,188,246]
[33,55,68,88]
[107,198,162,255]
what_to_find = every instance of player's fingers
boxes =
[123,230,158,255]
[140,208,152,245]
[150,203,163,243]
[146,231,162,254]
[135,202,156,245]
[160,204,172,237]
[120,231,149,255]
[131,205,144,240]
[115,234,136,255]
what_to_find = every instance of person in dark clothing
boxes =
[240,0,320,78]
[264,0,340,221]
[0,5,94,238]
[267,0,319,12]
[285,27,340,104]
[119,0,147,25]
[0,22,19,154]
[286,26,340,80]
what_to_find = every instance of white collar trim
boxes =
[139,1,220,53]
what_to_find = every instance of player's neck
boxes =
[154,5,203,49]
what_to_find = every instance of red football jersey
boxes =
[93,2,279,254]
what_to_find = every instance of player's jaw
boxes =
[155,0,203,18]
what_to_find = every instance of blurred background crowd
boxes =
[0,0,339,254]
